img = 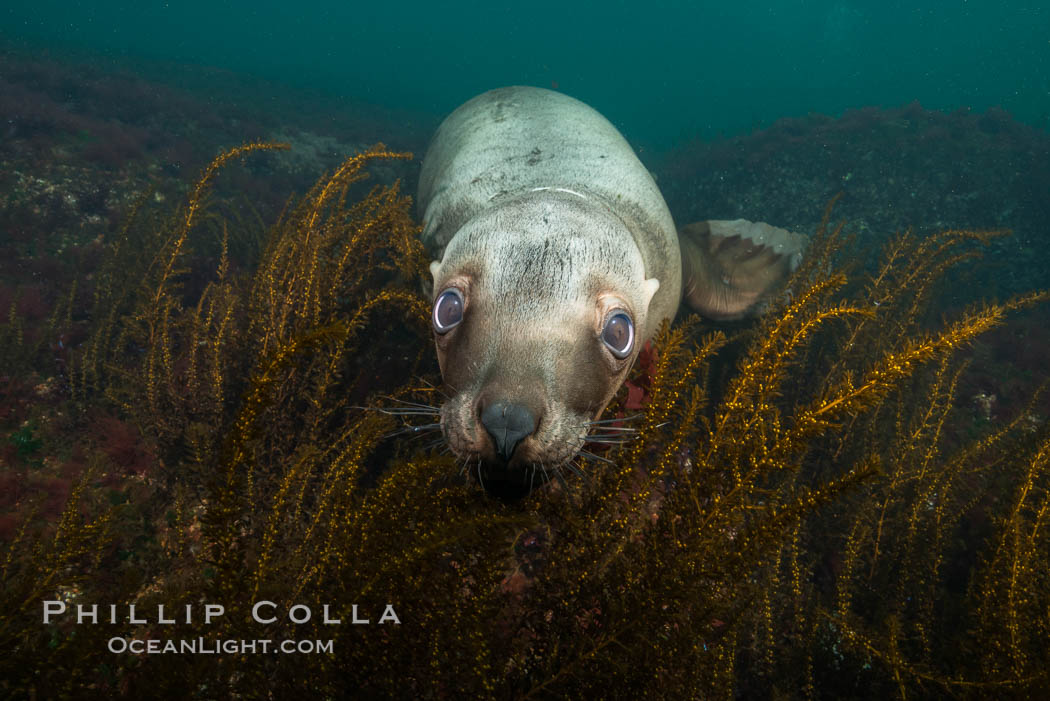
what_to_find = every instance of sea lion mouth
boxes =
[474,458,553,501]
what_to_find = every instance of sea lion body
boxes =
[418,86,801,498]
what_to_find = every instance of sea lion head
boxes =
[428,188,660,499]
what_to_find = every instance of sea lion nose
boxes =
[480,401,536,461]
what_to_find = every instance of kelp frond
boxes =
[4,149,1049,699]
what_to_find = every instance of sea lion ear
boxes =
[428,261,442,296]
[641,277,660,309]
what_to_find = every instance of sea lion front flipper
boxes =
[678,219,805,321]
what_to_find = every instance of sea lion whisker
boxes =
[420,437,446,451]
[584,414,643,426]
[396,432,438,444]
[457,454,471,477]
[557,460,592,491]
[384,408,442,415]
[578,449,616,465]
[382,423,442,439]
[378,395,442,411]
[409,431,444,444]
[353,406,441,417]
[584,431,636,440]
[574,459,592,483]
[412,376,450,400]
[583,425,639,432]
[404,422,443,431]
[560,460,586,479]
[551,464,570,493]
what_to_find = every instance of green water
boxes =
[3,1,1048,146]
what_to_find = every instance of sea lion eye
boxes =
[433,288,464,334]
[601,311,634,358]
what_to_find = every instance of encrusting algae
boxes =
[1,144,1048,698]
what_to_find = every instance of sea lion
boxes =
[418,86,803,499]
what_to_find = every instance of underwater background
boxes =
[5,1,1049,147]
[2,1,1050,699]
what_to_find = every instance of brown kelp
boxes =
[2,145,1048,698]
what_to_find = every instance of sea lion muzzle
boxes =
[480,400,537,463]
